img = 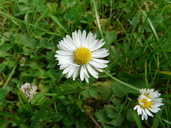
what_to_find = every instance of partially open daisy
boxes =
[134,88,164,120]
[55,30,109,83]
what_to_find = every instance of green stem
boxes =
[103,70,139,91]
[3,65,17,90]
[91,0,103,38]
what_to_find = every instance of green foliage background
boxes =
[0,0,171,128]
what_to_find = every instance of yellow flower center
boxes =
[140,98,152,108]
[74,47,92,65]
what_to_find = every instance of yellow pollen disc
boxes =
[140,98,152,108]
[74,47,92,65]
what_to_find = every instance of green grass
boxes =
[0,0,171,127]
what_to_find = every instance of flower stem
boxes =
[103,70,139,91]
[3,65,17,90]
[91,0,104,38]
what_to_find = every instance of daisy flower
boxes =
[21,82,37,102]
[134,88,164,120]
[55,30,109,83]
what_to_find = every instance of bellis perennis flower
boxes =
[55,30,109,83]
[134,88,164,120]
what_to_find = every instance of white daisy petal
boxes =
[141,115,145,120]
[145,108,153,117]
[148,107,159,113]
[134,105,139,110]
[66,66,77,78]
[55,30,109,82]
[72,31,80,47]
[60,64,68,69]
[64,36,77,50]
[97,69,103,72]
[57,57,73,65]
[134,88,164,120]
[91,40,105,51]
[81,30,87,47]
[63,66,71,75]
[85,76,89,83]
[86,32,96,48]
[80,66,85,81]
[83,65,90,79]
[92,48,109,58]
[89,60,108,69]
[137,106,142,115]
[57,50,73,56]
[57,42,71,51]
[72,67,79,80]
[86,64,98,79]
[92,58,109,64]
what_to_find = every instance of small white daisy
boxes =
[55,30,109,83]
[134,88,164,120]
[21,82,37,102]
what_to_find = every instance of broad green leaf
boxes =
[2,43,12,51]
[64,8,80,23]
[46,51,56,62]
[12,42,23,53]
[127,109,134,122]
[153,14,163,23]
[89,86,99,99]
[53,112,64,122]
[112,72,145,98]
[110,95,121,106]
[3,60,16,68]
[38,82,50,93]
[61,0,78,9]
[0,50,11,57]
[105,31,117,46]
[0,32,13,43]
[129,16,140,28]
[67,106,74,115]
[110,114,124,127]
[112,81,127,98]
[76,121,84,128]
[22,46,32,55]
[31,93,47,106]
[105,105,118,119]
[82,86,98,99]
[95,109,110,123]
[30,28,46,39]
[81,89,89,99]
[96,81,112,101]
[131,109,143,128]
[63,115,74,126]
